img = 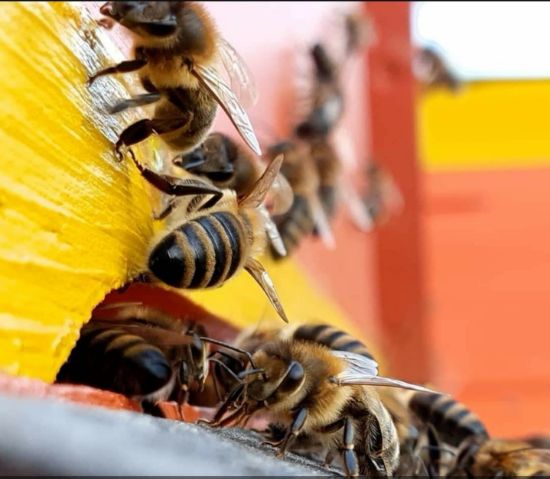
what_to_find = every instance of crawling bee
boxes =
[204,323,433,477]
[91,1,261,159]
[409,392,550,477]
[56,304,210,407]
[131,153,288,323]
[265,141,335,258]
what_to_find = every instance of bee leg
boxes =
[317,417,359,477]
[126,151,223,203]
[88,57,148,86]
[199,383,245,427]
[108,93,162,114]
[262,407,308,458]
[426,425,441,478]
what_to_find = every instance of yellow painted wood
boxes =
[418,80,550,171]
[0,2,360,382]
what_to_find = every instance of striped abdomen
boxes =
[56,327,173,400]
[292,323,375,361]
[409,393,489,447]
[149,211,246,288]
[271,195,314,259]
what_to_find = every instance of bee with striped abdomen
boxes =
[132,153,288,323]
[265,141,335,258]
[91,1,261,160]
[204,323,434,478]
[56,304,210,406]
[171,132,293,257]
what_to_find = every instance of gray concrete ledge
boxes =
[0,393,336,476]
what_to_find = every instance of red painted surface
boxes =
[365,2,430,382]
[424,167,550,437]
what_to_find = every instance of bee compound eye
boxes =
[287,361,304,382]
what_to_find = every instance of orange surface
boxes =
[365,2,430,382]
[424,167,550,437]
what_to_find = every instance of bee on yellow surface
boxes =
[129,152,288,323]
[90,1,261,159]
[204,324,433,477]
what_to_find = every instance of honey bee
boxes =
[56,304,210,406]
[130,152,288,323]
[90,1,261,160]
[171,132,293,258]
[294,43,343,141]
[470,440,550,477]
[265,141,335,258]
[408,392,550,477]
[413,46,461,94]
[203,324,434,477]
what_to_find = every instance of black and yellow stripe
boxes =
[148,211,245,288]
[292,323,376,360]
[56,326,172,399]
[409,392,489,447]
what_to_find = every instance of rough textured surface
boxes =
[0,393,334,476]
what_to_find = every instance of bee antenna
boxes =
[208,357,243,384]
[237,368,265,380]
[199,337,258,370]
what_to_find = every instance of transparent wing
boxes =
[240,154,284,209]
[268,172,294,216]
[192,63,261,156]
[245,257,288,323]
[332,350,436,393]
[217,37,258,108]
[259,204,287,257]
[308,193,336,249]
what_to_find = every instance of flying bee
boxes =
[203,324,434,478]
[56,304,210,407]
[265,141,335,258]
[130,152,288,323]
[294,43,344,140]
[90,1,261,161]
[413,46,461,94]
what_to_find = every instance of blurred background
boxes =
[209,1,550,438]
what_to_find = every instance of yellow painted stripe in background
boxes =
[418,80,550,171]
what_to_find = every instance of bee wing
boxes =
[268,172,294,216]
[309,193,336,249]
[244,257,288,323]
[332,350,436,393]
[259,204,287,257]
[192,63,261,156]
[239,154,284,209]
[217,37,259,108]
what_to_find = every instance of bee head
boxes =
[100,1,179,38]
[246,343,305,406]
[176,133,237,185]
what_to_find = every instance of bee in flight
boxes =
[90,1,261,161]
[203,323,434,477]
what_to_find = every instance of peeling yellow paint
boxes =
[0,2,361,383]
